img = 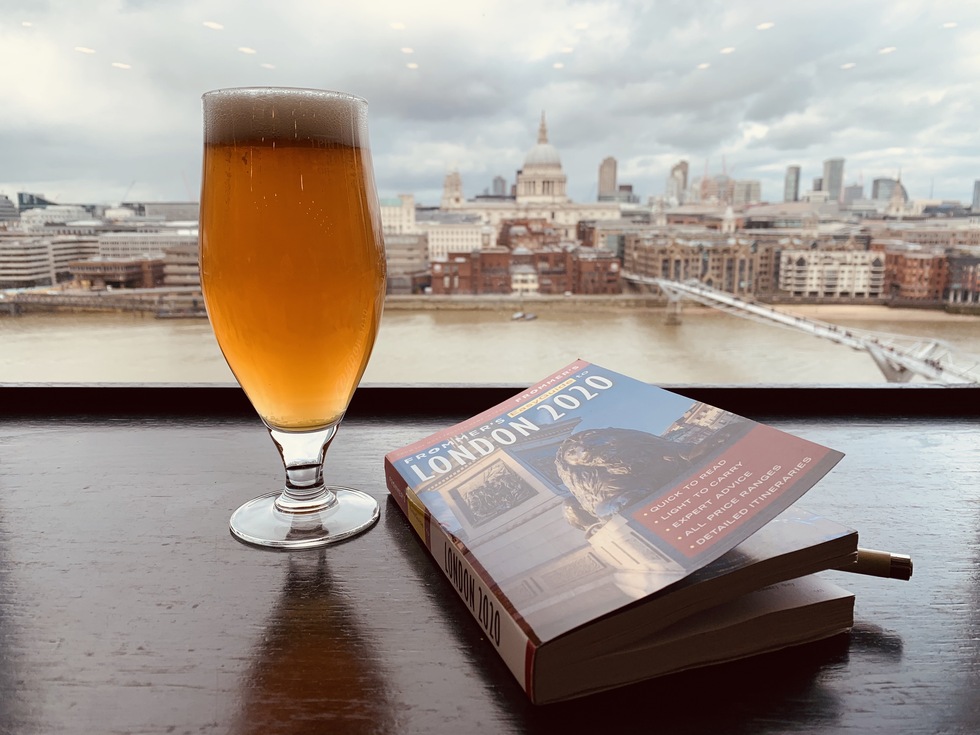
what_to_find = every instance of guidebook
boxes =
[384,359,855,703]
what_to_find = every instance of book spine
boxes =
[384,458,537,701]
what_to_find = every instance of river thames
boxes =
[2,303,979,385]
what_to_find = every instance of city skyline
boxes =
[2,2,980,207]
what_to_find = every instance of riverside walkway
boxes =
[0,288,206,318]
[624,275,980,385]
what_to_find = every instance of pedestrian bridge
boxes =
[623,274,980,385]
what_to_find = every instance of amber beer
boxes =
[199,89,386,431]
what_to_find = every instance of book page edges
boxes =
[545,511,857,659]
[533,576,855,705]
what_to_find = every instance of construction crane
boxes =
[624,274,980,384]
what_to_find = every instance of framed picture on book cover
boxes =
[443,452,559,541]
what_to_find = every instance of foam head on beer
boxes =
[203,87,368,148]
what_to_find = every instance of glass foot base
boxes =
[229,486,379,550]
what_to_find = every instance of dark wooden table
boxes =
[1,385,978,734]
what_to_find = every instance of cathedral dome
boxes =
[524,144,562,167]
[524,142,561,168]
[523,112,562,169]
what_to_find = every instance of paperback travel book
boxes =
[384,360,856,703]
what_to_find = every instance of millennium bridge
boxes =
[623,274,980,385]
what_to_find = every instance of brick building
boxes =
[884,250,949,303]
[429,246,620,296]
[496,219,562,251]
[946,252,980,305]
[623,234,757,296]
[70,257,166,290]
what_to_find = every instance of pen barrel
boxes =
[840,548,913,580]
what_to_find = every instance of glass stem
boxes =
[268,422,340,513]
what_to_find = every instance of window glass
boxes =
[1,1,979,386]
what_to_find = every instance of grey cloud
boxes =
[757,117,837,152]
[743,72,815,122]
[5,0,980,205]
[358,70,517,124]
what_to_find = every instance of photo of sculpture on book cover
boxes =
[385,359,845,644]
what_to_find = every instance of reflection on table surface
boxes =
[0,404,977,734]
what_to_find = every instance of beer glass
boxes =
[199,87,386,549]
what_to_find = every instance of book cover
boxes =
[384,359,847,701]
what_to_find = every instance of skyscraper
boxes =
[823,158,845,202]
[665,160,689,204]
[733,179,762,206]
[598,157,617,200]
[843,184,864,206]
[784,165,800,202]
[0,194,18,221]
[872,177,901,202]
[972,180,980,212]
[492,176,507,197]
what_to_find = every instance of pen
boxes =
[836,547,913,580]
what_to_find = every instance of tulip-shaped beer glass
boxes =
[200,87,386,549]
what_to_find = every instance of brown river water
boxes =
[1,304,978,385]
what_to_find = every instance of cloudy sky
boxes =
[2,0,979,208]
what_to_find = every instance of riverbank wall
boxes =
[384,294,667,312]
[3,290,978,318]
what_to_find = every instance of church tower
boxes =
[441,169,464,209]
[721,205,736,234]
